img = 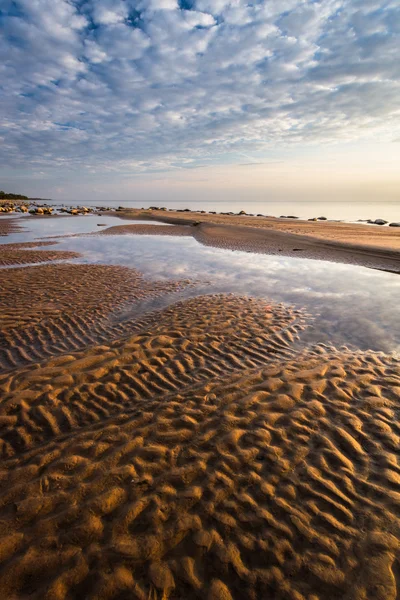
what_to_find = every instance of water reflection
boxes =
[1,216,169,244]
[49,233,400,354]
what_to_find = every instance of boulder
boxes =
[374,219,388,225]
[389,222,400,227]
[317,216,327,220]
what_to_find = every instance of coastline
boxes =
[102,208,400,273]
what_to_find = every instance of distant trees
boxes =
[0,190,28,200]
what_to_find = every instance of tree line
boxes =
[0,190,28,200]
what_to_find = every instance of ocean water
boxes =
[56,200,400,223]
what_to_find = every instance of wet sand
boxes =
[0,219,400,599]
[105,209,400,273]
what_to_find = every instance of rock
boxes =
[317,216,327,220]
[374,219,388,225]
[308,217,318,221]
[238,210,247,215]
[286,215,298,219]
[389,222,400,227]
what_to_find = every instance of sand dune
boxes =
[0,289,399,599]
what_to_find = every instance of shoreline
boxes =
[2,206,399,273]
[100,209,400,274]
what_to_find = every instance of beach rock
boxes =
[317,216,327,220]
[374,219,388,225]
[286,215,298,219]
[308,217,318,221]
[238,210,247,215]
[389,222,400,227]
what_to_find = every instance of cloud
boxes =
[0,0,399,174]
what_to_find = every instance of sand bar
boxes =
[103,208,400,273]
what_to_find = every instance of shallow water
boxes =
[1,216,399,354]
[53,233,400,355]
[1,215,169,244]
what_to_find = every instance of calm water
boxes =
[2,216,397,354]
[55,200,400,223]
[3,215,169,245]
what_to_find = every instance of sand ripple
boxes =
[0,263,194,372]
[0,241,80,266]
[0,289,399,599]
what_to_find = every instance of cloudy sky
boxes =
[1,0,399,202]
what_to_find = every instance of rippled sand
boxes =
[0,225,400,599]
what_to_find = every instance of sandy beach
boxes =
[102,209,400,274]
[0,212,399,599]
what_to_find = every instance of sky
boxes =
[0,0,400,202]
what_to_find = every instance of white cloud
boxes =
[0,0,399,174]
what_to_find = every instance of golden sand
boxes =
[0,263,193,371]
[0,223,400,599]
[0,241,80,267]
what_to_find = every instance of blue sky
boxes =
[1,0,399,201]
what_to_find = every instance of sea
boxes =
[55,200,399,224]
